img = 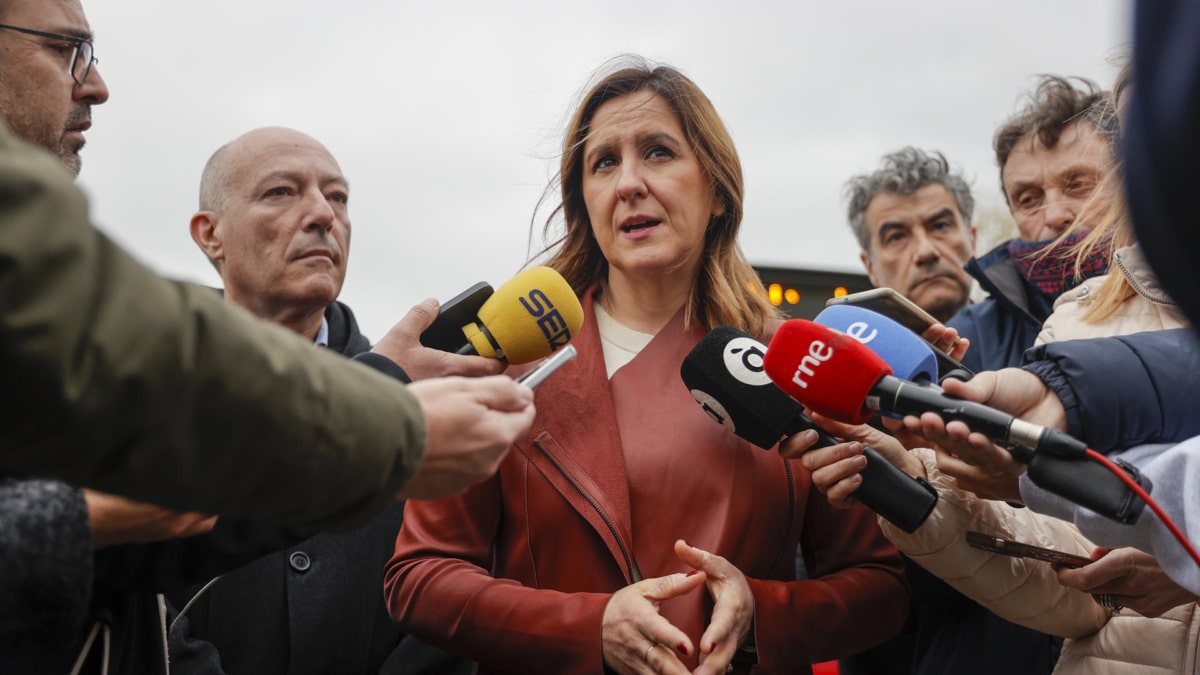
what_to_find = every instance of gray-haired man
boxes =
[844,147,977,322]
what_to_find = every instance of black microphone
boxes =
[869,376,1089,459]
[1026,453,1150,524]
[681,326,939,533]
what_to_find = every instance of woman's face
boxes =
[580,90,723,283]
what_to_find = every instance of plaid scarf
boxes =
[1008,231,1110,302]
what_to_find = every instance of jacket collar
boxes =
[965,240,1053,326]
[1113,244,1179,306]
[322,300,371,357]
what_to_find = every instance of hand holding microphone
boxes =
[680,326,938,533]
[764,316,1150,523]
[793,411,930,512]
[905,370,1066,501]
[934,369,1071,436]
[815,305,1023,500]
[769,313,1087,457]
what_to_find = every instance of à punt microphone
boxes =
[680,326,938,533]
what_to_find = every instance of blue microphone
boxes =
[815,304,937,383]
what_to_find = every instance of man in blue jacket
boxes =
[839,148,1064,675]
[948,76,1115,373]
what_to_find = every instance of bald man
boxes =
[190,126,503,381]
[166,127,478,674]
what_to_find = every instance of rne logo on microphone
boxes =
[791,340,834,390]
[844,321,878,344]
[520,289,572,350]
[722,337,772,386]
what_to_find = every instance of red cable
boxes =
[1086,449,1200,568]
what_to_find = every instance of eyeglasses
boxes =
[0,23,97,85]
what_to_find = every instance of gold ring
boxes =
[644,642,662,662]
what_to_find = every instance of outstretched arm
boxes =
[0,123,534,527]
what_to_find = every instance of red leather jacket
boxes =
[385,295,907,674]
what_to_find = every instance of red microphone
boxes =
[763,319,1087,457]
[762,320,890,425]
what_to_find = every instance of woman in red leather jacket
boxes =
[385,56,908,675]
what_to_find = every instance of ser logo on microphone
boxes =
[519,289,572,351]
[722,337,772,386]
[791,339,834,390]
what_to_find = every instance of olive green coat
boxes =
[0,121,424,529]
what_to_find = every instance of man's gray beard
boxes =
[0,80,89,176]
[59,105,90,176]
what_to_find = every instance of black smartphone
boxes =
[826,287,974,379]
[965,531,1092,568]
[419,281,493,352]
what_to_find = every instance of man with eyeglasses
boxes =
[0,1,193,666]
[0,0,106,175]
[0,1,535,670]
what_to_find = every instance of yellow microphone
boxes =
[457,266,584,364]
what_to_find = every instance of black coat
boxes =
[166,301,470,675]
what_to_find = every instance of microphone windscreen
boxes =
[764,319,891,425]
[466,266,584,364]
[814,304,937,382]
[680,326,803,449]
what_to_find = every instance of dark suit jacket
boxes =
[167,301,470,675]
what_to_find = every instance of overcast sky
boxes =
[77,1,1132,339]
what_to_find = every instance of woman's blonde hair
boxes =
[1068,168,1136,323]
[532,56,780,336]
